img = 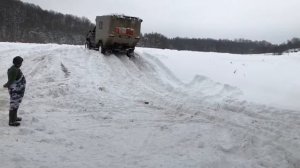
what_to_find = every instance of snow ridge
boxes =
[0,43,299,168]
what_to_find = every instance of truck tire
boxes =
[126,48,134,57]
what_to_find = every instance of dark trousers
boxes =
[8,77,26,123]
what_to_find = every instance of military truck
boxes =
[86,15,143,56]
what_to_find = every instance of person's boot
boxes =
[14,107,22,121]
[9,122,20,127]
[9,110,20,127]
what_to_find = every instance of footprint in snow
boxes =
[18,128,35,135]
[31,117,39,123]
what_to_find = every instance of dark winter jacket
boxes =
[4,65,23,88]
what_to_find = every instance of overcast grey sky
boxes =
[21,0,300,44]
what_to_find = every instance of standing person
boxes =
[86,30,93,49]
[3,56,26,127]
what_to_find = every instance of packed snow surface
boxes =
[0,43,299,168]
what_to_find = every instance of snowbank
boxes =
[0,43,299,168]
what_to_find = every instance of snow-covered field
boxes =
[0,42,299,168]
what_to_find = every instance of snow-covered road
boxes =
[0,43,299,168]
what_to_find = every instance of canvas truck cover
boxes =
[95,15,143,52]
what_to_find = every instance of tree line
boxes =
[137,33,300,54]
[1,0,299,54]
[0,0,94,44]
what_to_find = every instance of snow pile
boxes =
[140,48,300,110]
[0,43,299,168]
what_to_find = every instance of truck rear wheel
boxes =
[101,47,106,54]
[126,48,134,57]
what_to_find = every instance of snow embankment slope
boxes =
[0,43,299,168]
[138,48,300,111]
